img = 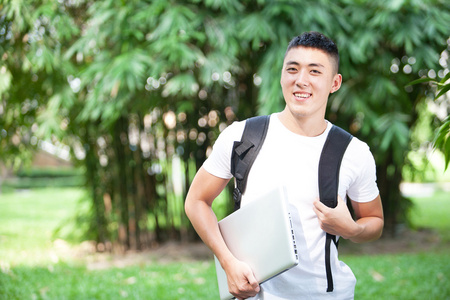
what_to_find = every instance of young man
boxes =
[185,32,384,299]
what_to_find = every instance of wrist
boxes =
[346,222,364,241]
[219,251,237,270]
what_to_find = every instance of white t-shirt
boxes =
[203,113,379,300]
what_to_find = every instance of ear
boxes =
[330,73,342,94]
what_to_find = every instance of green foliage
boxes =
[16,167,83,178]
[0,0,79,170]
[1,167,84,190]
[1,0,450,247]
[410,72,450,170]
[2,176,84,190]
[434,117,450,170]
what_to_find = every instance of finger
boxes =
[312,202,324,219]
[312,205,321,218]
[313,198,328,214]
[313,198,322,210]
[247,274,260,293]
[232,287,258,300]
[229,272,260,298]
[239,271,259,295]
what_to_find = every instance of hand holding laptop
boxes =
[215,186,298,300]
[222,257,260,299]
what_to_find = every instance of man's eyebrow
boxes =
[309,63,325,68]
[285,61,326,68]
[286,60,300,66]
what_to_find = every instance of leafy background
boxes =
[0,0,449,250]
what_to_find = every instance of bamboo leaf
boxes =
[407,77,436,86]
[163,73,198,97]
[445,141,450,171]
[433,117,450,170]
[238,13,275,49]
[439,71,450,84]
[435,84,450,100]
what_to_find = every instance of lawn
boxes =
[0,187,449,299]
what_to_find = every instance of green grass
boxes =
[1,187,449,299]
[0,188,221,299]
[345,189,450,299]
[410,190,450,240]
[0,262,218,300]
[0,188,86,265]
[347,252,450,299]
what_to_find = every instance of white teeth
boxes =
[294,93,311,98]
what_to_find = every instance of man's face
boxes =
[280,46,342,121]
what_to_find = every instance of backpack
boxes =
[230,115,353,292]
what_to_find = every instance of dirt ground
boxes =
[339,227,445,255]
[62,227,447,270]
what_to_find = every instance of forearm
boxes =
[184,168,260,298]
[347,195,384,243]
[346,216,384,243]
[314,195,384,243]
[186,197,260,298]
[184,167,234,266]
[185,198,235,266]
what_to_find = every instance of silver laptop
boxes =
[214,186,299,300]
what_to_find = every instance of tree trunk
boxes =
[377,151,412,237]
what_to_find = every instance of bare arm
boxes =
[313,195,384,243]
[184,167,260,299]
[348,195,384,243]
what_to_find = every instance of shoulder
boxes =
[341,134,376,174]
[218,119,247,141]
[216,114,273,142]
[201,119,246,179]
[202,114,277,179]
[330,125,376,179]
[346,136,373,159]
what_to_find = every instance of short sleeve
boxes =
[345,139,380,203]
[202,120,246,179]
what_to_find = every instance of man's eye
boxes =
[311,70,321,74]
[287,68,297,72]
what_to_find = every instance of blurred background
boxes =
[1,0,449,299]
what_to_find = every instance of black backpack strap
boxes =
[231,115,270,210]
[318,125,353,292]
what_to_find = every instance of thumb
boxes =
[337,195,346,206]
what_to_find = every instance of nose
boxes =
[295,70,309,88]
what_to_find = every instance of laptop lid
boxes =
[214,186,298,300]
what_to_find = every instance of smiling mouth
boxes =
[294,92,312,100]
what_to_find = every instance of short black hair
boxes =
[285,31,339,73]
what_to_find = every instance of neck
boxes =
[278,110,327,137]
